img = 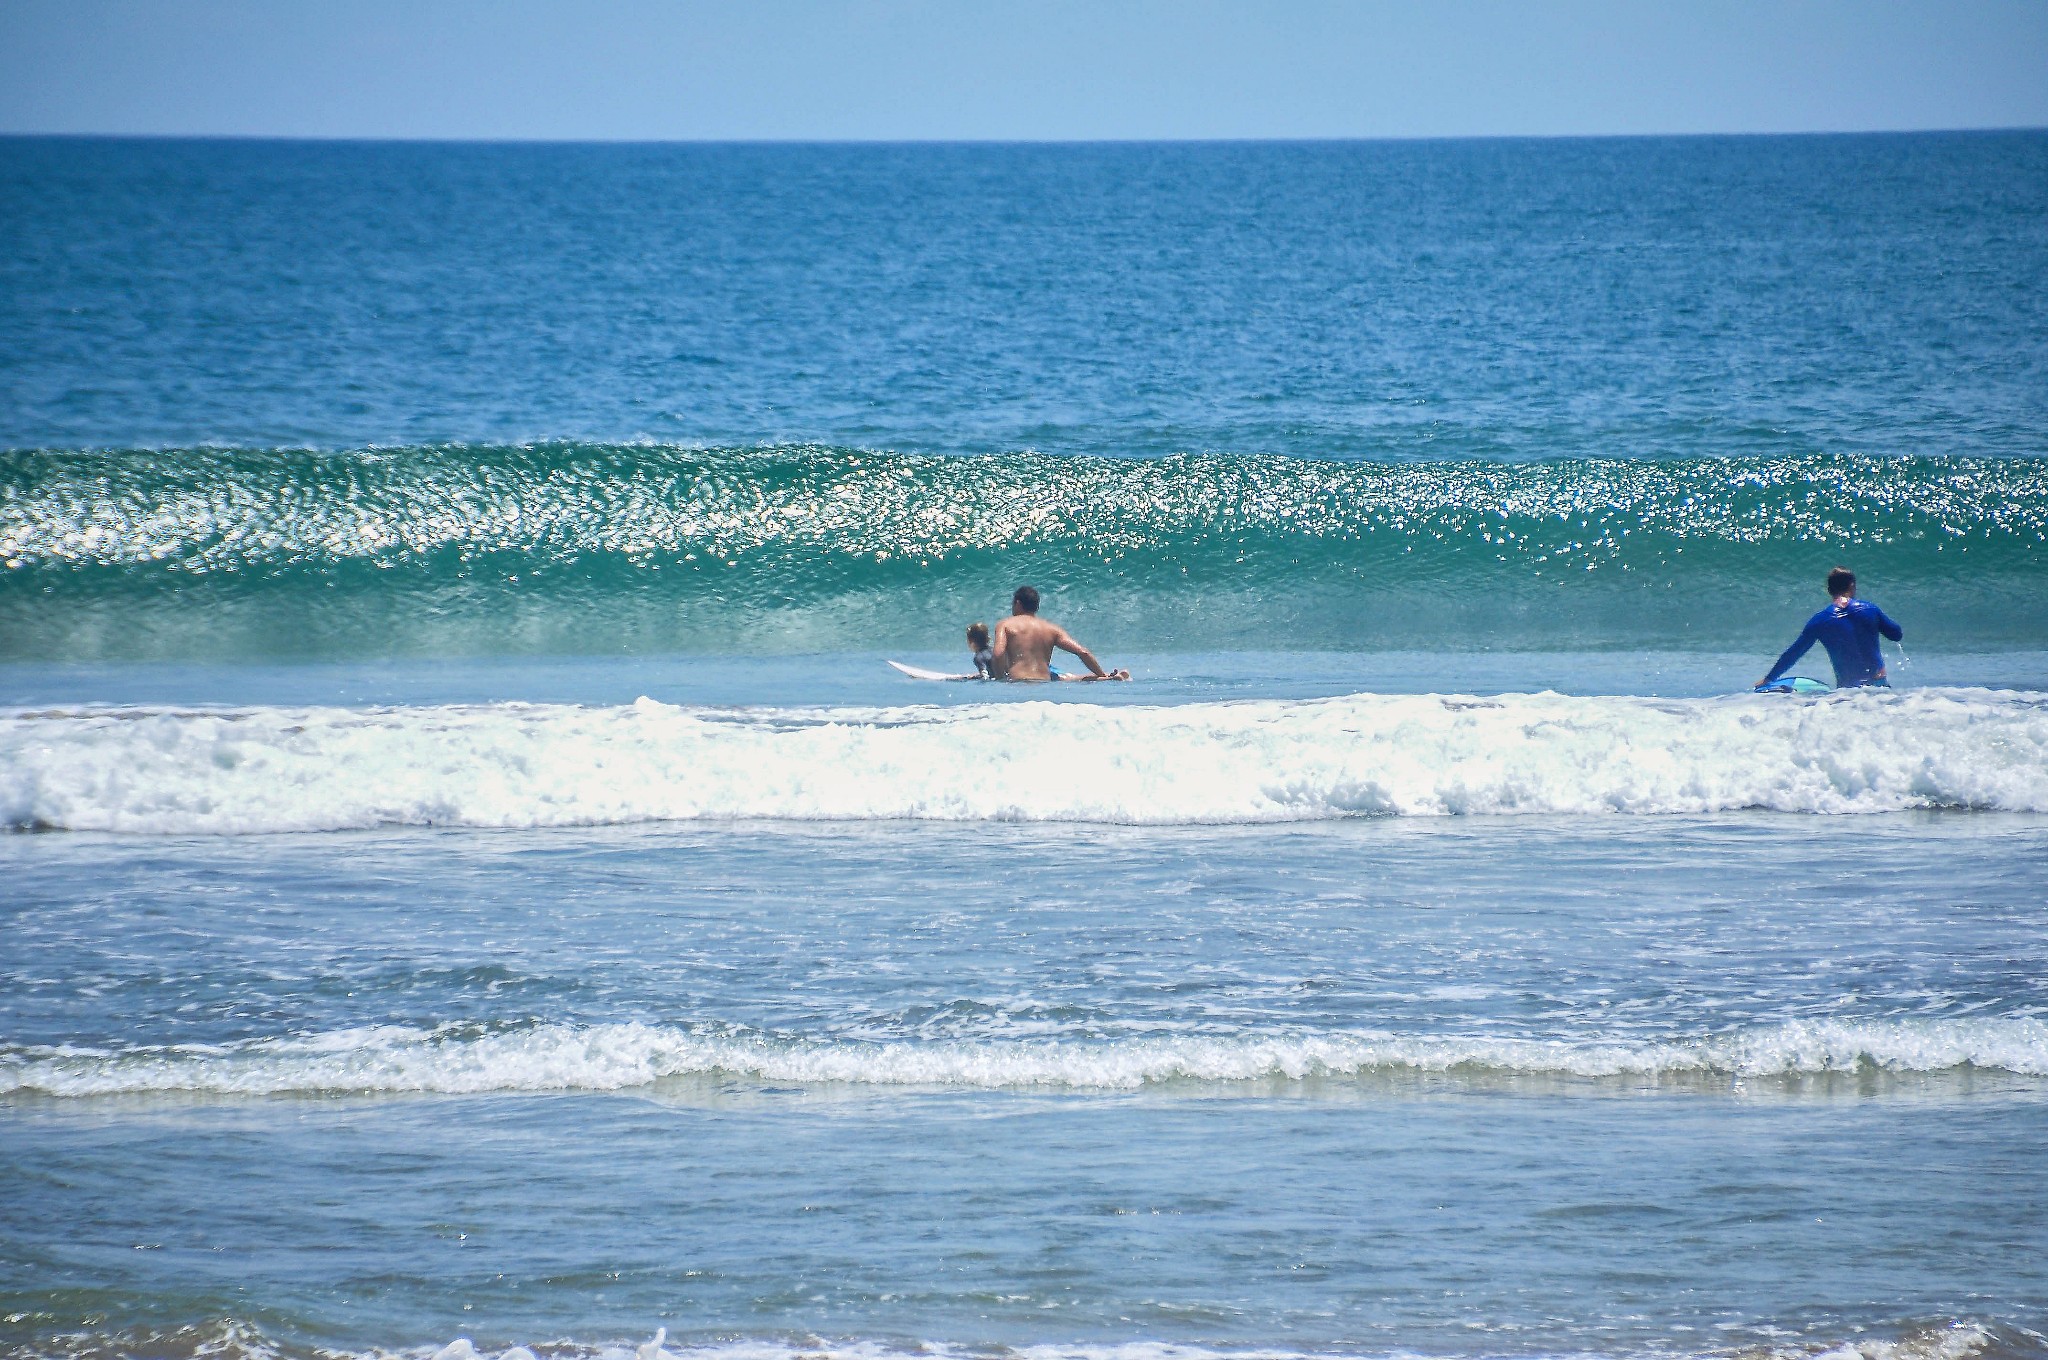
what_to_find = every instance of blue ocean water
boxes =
[3,134,2047,1360]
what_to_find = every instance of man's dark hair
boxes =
[1012,585,1040,614]
[1826,567,1856,597]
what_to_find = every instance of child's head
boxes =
[966,622,990,650]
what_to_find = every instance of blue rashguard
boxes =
[1762,599,1903,689]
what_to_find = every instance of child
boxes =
[966,622,995,679]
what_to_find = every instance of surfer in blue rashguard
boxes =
[1757,567,1902,690]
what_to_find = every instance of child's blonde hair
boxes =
[966,622,990,648]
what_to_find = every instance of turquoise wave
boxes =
[3,444,2043,660]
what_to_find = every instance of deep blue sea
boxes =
[3,134,2047,1360]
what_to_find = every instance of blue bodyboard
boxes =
[1755,676,1831,695]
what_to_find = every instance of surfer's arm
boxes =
[1759,623,1818,688]
[988,620,1018,677]
[1054,632,1110,679]
[1874,607,1903,642]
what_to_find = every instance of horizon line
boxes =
[4,125,2046,149]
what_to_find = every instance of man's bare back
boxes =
[990,586,1129,682]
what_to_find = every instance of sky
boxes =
[2,0,2045,142]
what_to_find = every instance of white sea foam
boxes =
[10,1320,2003,1360]
[3,688,2045,834]
[5,1017,2044,1098]
[459,1330,2003,1360]
[418,1337,2010,1360]
[1792,1327,2001,1360]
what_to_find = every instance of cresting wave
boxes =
[16,446,2045,576]
[6,1017,2046,1097]
[4,1322,2009,1360]
[4,689,2045,833]
[4,445,2045,659]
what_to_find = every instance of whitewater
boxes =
[7,1321,2014,1360]
[6,687,2044,833]
[9,1016,2047,1099]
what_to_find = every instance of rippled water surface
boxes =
[4,134,2046,1360]
[5,818,2048,1360]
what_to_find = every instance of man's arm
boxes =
[1874,606,1903,642]
[1056,634,1138,680]
[989,619,1017,678]
[1758,621,1818,688]
[1055,630,1118,679]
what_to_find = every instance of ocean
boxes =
[2,134,2045,1360]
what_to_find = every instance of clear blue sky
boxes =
[3,0,2045,141]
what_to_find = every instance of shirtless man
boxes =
[990,585,1130,682]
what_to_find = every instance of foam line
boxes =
[6,1018,2044,1097]
[0,1321,2003,1360]
[3,689,2045,833]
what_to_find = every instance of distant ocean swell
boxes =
[7,1018,2045,1097]
[4,445,2044,659]
[3,689,2043,833]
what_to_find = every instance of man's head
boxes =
[1826,567,1856,598]
[1011,585,1040,615]
[967,622,990,649]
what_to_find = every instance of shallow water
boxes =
[5,817,2048,1360]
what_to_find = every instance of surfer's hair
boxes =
[967,622,990,647]
[1012,585,1040,614]
[1827,567,1856,596]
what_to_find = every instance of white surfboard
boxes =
[888,660,964,681]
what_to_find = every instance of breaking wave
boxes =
[3,688,2045,834]
[6,1017,2045,1098]
[4,445,2044,659]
